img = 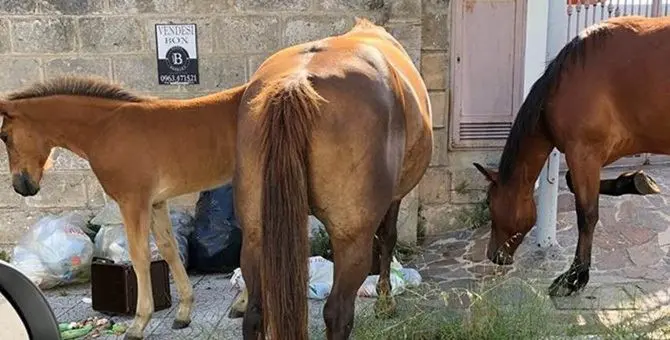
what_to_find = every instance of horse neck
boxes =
[19,85,247,162]
[501,129,554,196]
[17,96,126,159]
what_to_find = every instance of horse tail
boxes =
[252,75,325,340]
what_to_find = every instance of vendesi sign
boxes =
[155,23,199,85]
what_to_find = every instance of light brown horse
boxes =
[473,15,670,297]
[234,18,432,340]
[0,76,247,340]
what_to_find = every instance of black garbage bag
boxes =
[169,208,195,269]
[188,183,242,273]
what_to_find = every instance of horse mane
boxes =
[5,76,150,102]
[497,23,614,183]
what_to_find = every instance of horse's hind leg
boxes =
[373,200,401,319]
[119,200,154,340]
[240,238,264,340]
[549,154,601,297]
[566,169,660,196]
[149,201,193,329]
[323,213,382,340]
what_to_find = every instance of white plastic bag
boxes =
[230,256,422,300]
[357,258,406,297]
[11,212,94,289]
[93,225,162,264]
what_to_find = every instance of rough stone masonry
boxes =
[0,0,456,250]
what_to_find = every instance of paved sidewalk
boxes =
[412,164,670,336]
[4,165,670,339]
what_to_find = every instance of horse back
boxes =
[243,32,432,200]
[546,16,670,157]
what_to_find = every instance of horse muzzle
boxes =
[12,172,39,197]
[486,232,523,266]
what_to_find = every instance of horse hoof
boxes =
[633,171,661,195]
[228,308,245,319]
[548,282,577,297]
[172,319,191,329]
[548,274,587,297]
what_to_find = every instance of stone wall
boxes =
[0,0,467,250]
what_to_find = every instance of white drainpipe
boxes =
[524,0,559,249]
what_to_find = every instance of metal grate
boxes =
[459,122,513,141]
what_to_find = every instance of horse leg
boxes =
[149,201,193,329]
[119,201,154,340]
[323,218,379,340]
[373,200,401,319]
[549,157,600,297]
[240,234,264,340]
[566,169,660,196]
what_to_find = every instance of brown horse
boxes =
[473,15,670,297]
[0,76,247,339]
[234,18,432,340]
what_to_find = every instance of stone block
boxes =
[419,203,459,235]
[421,52,448,90]
[283,16,351,46]
[144,17,214,54]
[318,0,385,11]
[44,58,111,80]
[0,0,37,14]
[0,210,46,245]
[0,175,25,208]
[85,174,107,208]
[11,18,76,54]
[109,0,231,13]
[446,149,501,169]
[0,148,8,173]
[49,148,90,170]
[386,23,422,51]
[198,56,247,89]
[0,20,9,54]
[429,90,447,128]
[112,55,167,93]
[450,189,485,204]
[423,0,449,14]
[388,0,421,18]
[247,52,273,78]
[79,17,144,53]
[234,0,310,11]
[422,12,449,50]
[215,16,281,54]
[419,167,450,205]
[0,59,41,92]
[451,167,490,191]
[398,187,418,245]
[429,128,448,166]
[25,173,88,208]
[38,0,105,14]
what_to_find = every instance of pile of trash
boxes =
[230,256,422,300]
[9,183,245,289]
[9,182,413,295]
[10,212,96,289]
[59,316,126,339]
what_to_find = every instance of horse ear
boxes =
[473,162,498,183]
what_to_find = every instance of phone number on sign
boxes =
[160,74,198,84]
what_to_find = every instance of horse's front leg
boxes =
[118,200,154,340]
[549,158,600,297]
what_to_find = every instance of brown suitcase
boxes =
[90,257,172,315]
